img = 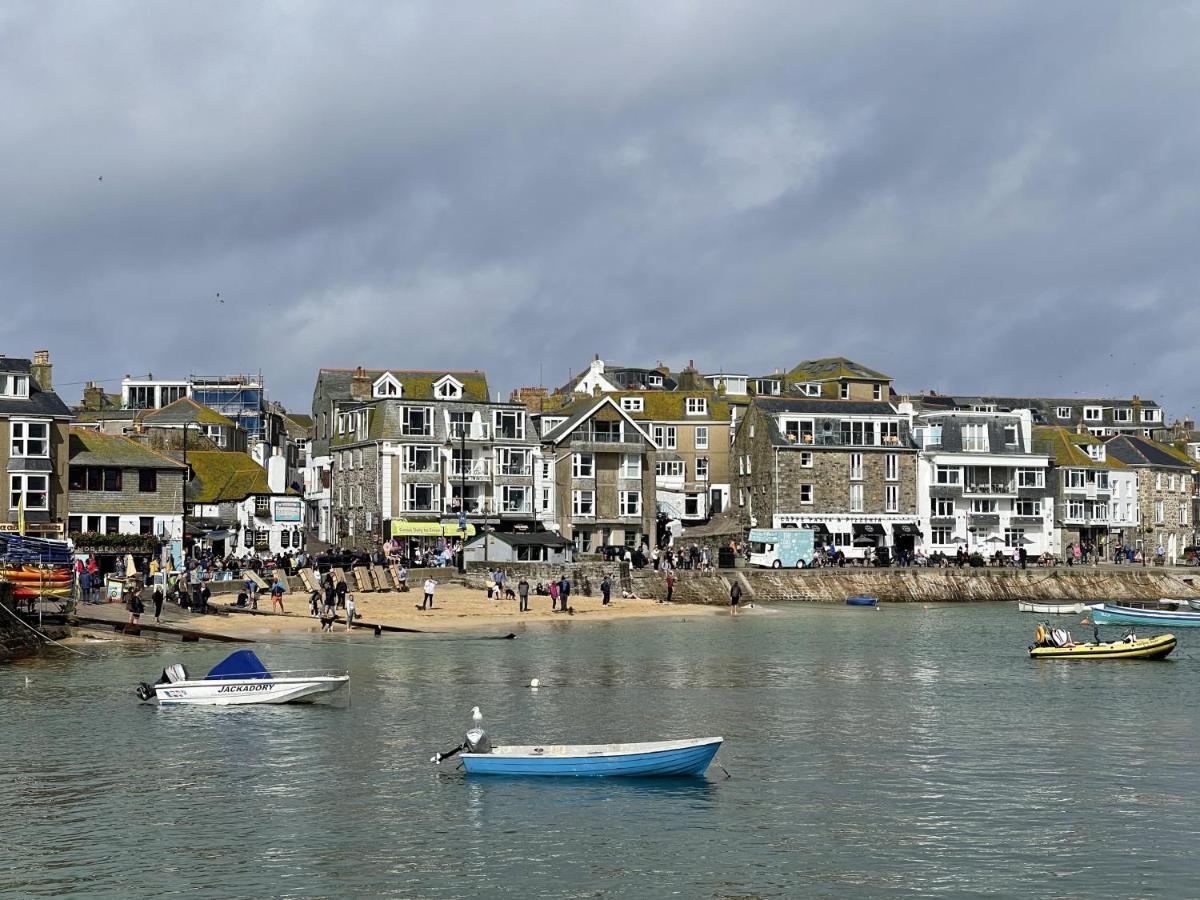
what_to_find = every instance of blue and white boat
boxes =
[135,650,349,705]
[461,737,723,777]
[846,595,878,607]
[1090,603,1200,628]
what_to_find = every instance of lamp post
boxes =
[180,419,196,566]
[446,428,467,574]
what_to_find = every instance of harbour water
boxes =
[3,604,1198,898]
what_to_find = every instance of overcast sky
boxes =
[5,2,1200,418]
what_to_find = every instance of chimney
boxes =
[267,450,287,494]
[31,350,52,391]
[350,366,371,401]
[82,381,105,411]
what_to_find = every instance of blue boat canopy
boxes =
[204,650,272,680]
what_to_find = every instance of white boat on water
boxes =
[136,650,349,706]
[1017,601,1094,615]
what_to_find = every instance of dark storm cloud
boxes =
[5,1,1200,416]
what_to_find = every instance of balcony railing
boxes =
[445,499,487,515]
[571,430,642,444]
[450,459,492,478]
[497,464,533,477]
[448,423,489,441]
[401,461,440,475]
[963,482,1015,495]
[499,502,533,515]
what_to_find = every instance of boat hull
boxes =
[1017,601,1089,614]
[1029,633,1176,660]
[153,676,349,705]
[461,737,722,777]
[846,596,878,607]
[1090,604,1200,627]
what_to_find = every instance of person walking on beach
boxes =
[558,574,571,612]
[309,590,320,617]
[398,564,408,592]
[729,581,741,616]
[345,594,356,631]
[422,577,437,610]
[601,574,611,606]
[517,577,530,613]
[335,576,348,609]
[152,585,164,623]
[271,579,286,614]
[664,573,675,604]
[548,579,560,611]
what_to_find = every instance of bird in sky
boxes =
[216,293,223,304]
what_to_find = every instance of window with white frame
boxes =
[620,454,641,478]
[685,397,707,416]
[1004,528,1025,548]
[619,491,641,516]
[694,426,708,449]
[501,485,530,513]
[684,494,701,517]
[934,498,955,517]
[1181,503,1190,526]
[885,484,899,512]
[1004,424,1019,446]
[936,465,961,485]
[931,526,953,544]
[401,406,432,436]
[620,397,643,412]
[962,423,989,452]
[373,373,402,398]
[970,499,998,513]
[498,447,532,476]
[744,454,752,475]
[1155,500,1164,524]
[647,374,663,388]
[849,483,864,512]
[738,456,745,476]
[434,376,463,400]
[849,453,863,481]
[1113,408,1132,423]
[1017,468,1044,488]
[9,473,49,511]
[1155,473,1163,490]
[1056,406,1072,419]
[572,453,594,478]
[885,453,898,481]
[9,421,49,457]
[540,487,551,511]
[800,451,813,468]
[652,425,677,449]
[1168,474,1177,492]
[493,410,525,440]
[0,374,30,399]
[696,458,709,481]
[1087,444,1105,461]
[784,419,814,444]
[405,483,438,511]
[1083,406,1102,422]
[873,384,883,401]
[799,484,813,504]
[403,445,437,473]
[1015,498,1042,516]
[656,460,685,478]
[1141,408,1161,423]
[1066,469,1087,489]
[572,490,595,517]
[839,383,850,400]
[795,382,821,397]
[737,489,744,507]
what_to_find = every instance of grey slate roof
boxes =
[0,358,73,418]
[1105,435,1195,470]
[68,429,186,469]
[755,398,899,416]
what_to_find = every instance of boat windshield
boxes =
[204,650,272,680]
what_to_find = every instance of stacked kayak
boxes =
[0,565,74,599]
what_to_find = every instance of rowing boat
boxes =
[461,737,723,776]
[846,595,878,607]
[1089,603,1200,628]
[1017,601,1091,614]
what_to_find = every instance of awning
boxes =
[205,529,234,541]
[852,523,885,538]
[801,522,832,536]
[892,524,922,538]
[390,520,477,538]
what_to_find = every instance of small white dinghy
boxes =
[136,650,349,706]
[1017,601,1093,615]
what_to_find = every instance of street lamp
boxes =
[445,428,467,574]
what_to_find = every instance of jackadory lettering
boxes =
[217,683,275,693]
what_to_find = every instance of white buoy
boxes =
[529,678,540,689]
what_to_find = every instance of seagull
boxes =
[216,293,223,303]
[471,706,483,727]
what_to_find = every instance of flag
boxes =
[16,492,25,536]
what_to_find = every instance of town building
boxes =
[1033,426,1138,556]
[1103,434,1197,561]
[915,393,1164,438]
[462,531,575,564]
[537,396,658,554]
[66,429,187,546]
[908,409,1054,558]
[184,450,300,558]
[141,397,248,452]
[315,367,542,549]
[0,352,73,537]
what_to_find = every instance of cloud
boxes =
[5,1,1200,419]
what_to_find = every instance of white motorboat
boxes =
[136,650,349,706]
[1017,601,1093,615]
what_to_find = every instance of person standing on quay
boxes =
[271,579,286,614]
[600,574,611,606]
[517,577,530,613]
[152,584,164,623]
[548,579,559,611]
[422,577,437,610]
[729,581,741,615]
[664,572,675,604]
[345,593,356,631]
[558,574,571,612]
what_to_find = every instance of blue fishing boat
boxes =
[846,595,878,607]
[460,737,723,777]
[1090,603,1200,628]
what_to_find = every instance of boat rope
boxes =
[718,765,731,779]
[0,603,87,656]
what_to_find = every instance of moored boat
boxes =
[1017,601,1090,614]
[846,595,878,607]
[1029,632,1176,660]
[1089,603,1200,628]
[135,649,349,705]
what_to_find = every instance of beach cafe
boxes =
[389,519,477,558]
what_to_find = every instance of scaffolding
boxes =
[189,372,266,440]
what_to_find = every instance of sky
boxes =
[5,2,1200,419]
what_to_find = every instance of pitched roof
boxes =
[1105,435,1196,470]
[605,391,730,422]
[786,357,890,382]
[541,396,657,446]
[317,368,490,403]
[68,428,186,469]
[0,358,73,418]
[143,396,236,427]
[184,451,289,503]
[754,397,899,416]
[1032,426,1129,470]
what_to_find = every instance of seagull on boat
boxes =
[471,706,483,727]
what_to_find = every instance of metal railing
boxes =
[450,459,492,478]
[571,431,642,444]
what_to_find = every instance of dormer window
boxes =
[685,397,707,416]
[434,375,463,400]
[647,375,663,388]
[373,373,403,398]
[873,384,883,401]
[1086,444,1106,462]
[621,397,644,413]
[1056,406,1072,419]
[0,374,29,399]
[1083,406,1103,422]
[839,383,850,400]
[1113,408,1132,423]
[794,382,821,397]
[1141,408,1161,423]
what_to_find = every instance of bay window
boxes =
[10,421,49,457]
[9,473,48,511]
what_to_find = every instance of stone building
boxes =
[184,450,300,558]
[321,368,542,549]
[539,396,658,554]
[66,429,187,542]
[1104,434,1197,562]
[732,394,919,561]
[0,351,73,537]
[909,409,1054,558]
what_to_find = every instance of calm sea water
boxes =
[3,604,1198,899]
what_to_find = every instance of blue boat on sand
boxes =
[461,737,723,777]
[1089,603,1200,628]
[846,595,878,607]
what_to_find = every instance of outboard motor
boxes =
[135,664,189,702]
[464,726,491,755]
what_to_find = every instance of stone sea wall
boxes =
[0,583,45,662]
